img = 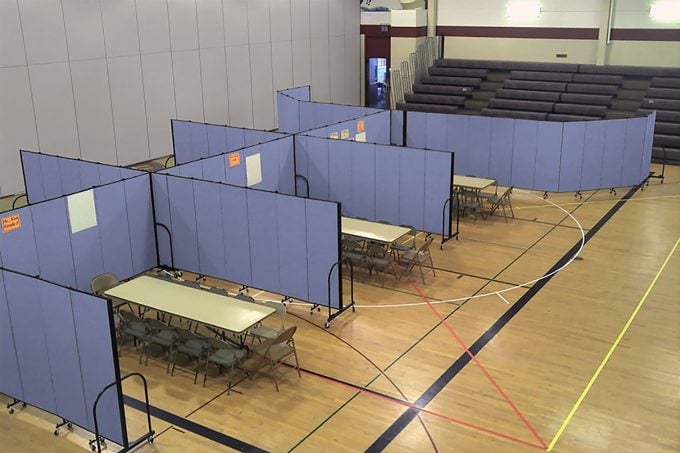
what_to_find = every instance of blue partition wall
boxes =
[0,176,156,292]
[152,174,341,308]
[162,136,295,195]
[406,111,655,192]
[305,111,391,145]
[0,269,126,445]
[295,136,453,236]
[171,120,287,165]
[21,151,143,204]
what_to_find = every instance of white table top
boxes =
[105,276,275,334]
[341,217,411,244]
[453,175,496,190]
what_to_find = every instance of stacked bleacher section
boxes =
[397,59,680,164]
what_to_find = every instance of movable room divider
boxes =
[405,111,655,192]
[294,135,454,239]
[20,151,144,204]
[162,136,296,195]
[303,111,392,145]
[152,174,343,311]
[171,120,287,166]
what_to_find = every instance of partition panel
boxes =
[314,103,333,130]
[277,137,296,195]
[37,281,88,429]
[220,184,252,285]
[426,112,447,151]
[331,104,350,124]
[488,118,514,186]
[0,208,40,276]
[71,292,125,445]
[581,121,606,190]
[601,119,627,188]
[0,271,23,401]
[468,116,492,177]
[224,149,247,187]
[201,156,227,183]
[225,127,246,151]
[178,161,203,179]
[424,151,452,235]
[32,200,76,287]
[207,124,228,156]
[375,145,401,224]
[98,166,122,186]
[641,112,655,180]
[511,120,538,189]
[283,86,310,101]
[246,190,280,292]
[622,117,646,186]
[299,103,316,132]
[559,122,586,192]
[167,176,200,272]
[95,183,134,281]
[447,114,471,171]
[124,176,157,275]
[362,111,391,145]
[172,120,192,164]
[79,162,102,191]
[71,221,105,292]
[328,140,353,216]
[405,111,427,148]
[276,196,308,300]
[40,155,63,201]
[391,110,404,146]
[194,180,226,278]
[189,122,209,163]
[4,272,56,413]
[59,159,83,197]
[276,92,300,133]
[306,199,340,309]
[306,137,331,200]
[245,141,278,192]
[399,148,426,229]
[534,122,563,192]
[21,151,45,203]
[351,143,376,220]
[151,174,172,267]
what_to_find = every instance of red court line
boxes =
[406,277,548,450]
[296,367,544,450]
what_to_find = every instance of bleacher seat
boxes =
[572,73,623,85]
[503,80,567,92]
[566,83,618,95]
[655,122,680,135]
[481,108,547,120]
[646,88,680,100]
[654,134,680,148]
[547,113,600,121]
[580,64,680,77]
[510,71,573,82]
[429,67,488,78]
[421,75,482,86]
[554,103,607,117]
[496,89,560,102]
[560,93,612,105]
[404,93,466,106]
[638,109,680,123]
[488,98,554,112]
[412,84,473,96]
[651,77,680,89]
[641,98,680,111]
[396,102,459,114]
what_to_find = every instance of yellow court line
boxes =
[515,195,680,211]
[547,236,680,451]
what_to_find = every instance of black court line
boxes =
[124,395,268,453]
[366,185,639,451]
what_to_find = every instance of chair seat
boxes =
[207,347,247,367]
[123,323,147,339]
[178,339,209,356]
[148,330,177,347]
[266,343,295,362]
[250,325,283,339]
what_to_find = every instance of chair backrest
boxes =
[91,273,120,296]
[261,300,286,327]
[209,287,228,296]
[119,310,143,323]
[419,235,434,255]
[367,243,388,257]
[182,280,201,289]
[255,325,297,356]
[146,318,170,332]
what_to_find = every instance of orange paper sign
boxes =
[357,119,365,133]
[228,152,241,167]
[1,214,21,233]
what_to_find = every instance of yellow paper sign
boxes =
[357,119,365,133]
[329,132,339,139]
[341,129,350,140]
[228,152,241,167]
[1,214,21,233]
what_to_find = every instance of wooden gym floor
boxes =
[1,163,678,452]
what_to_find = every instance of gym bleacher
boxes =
[397,59,680,165]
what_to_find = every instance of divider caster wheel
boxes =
[148,435,154,444]
[54,429,59,436]
[324,322,330,328]
[7,408,13,414]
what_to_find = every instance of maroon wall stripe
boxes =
[360,25,427,38]
[610,28,680,41]
[436,26,599,40]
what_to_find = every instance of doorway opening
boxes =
[366,57,389,109]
